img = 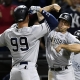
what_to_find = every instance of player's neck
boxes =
[18,16,29,28]
[61,31,67,34]
[56,29,67,34]
[18,22,28,28]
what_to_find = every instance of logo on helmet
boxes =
[64,15,68,19]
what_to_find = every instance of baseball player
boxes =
[45,13,80,80]
[0,4,59,80]
[69,30,80,80]
[55,31,80,80]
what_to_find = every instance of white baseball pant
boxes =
[48,65,75,80]
[9,62,40,80]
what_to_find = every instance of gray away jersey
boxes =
[45,30,80,67]
[0,22,49,66]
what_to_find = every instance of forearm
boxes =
[37,4,61,22]
[41,4,61,12]
[37,12,44,22]
[39,10,58,30]
[37,5,53,22]
[61,44,80,53]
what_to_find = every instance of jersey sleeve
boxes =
[0,32,6,46]
[67,33,80,44]
[32,22,49,39]
[41,10,58,30]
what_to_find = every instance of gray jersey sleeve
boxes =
[67,33,80,44]
[32,22,50,40]
[0,33,6,46]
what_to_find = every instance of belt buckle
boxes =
[61,66,65,71]
[53,65,62,71]
[54,67,62,71]
[61,66,68,70]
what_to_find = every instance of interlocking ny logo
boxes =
[64,15,68,19]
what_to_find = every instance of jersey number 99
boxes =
[11,37,29,51]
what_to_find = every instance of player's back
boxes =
[3,23,49,66]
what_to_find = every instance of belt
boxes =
[19,61,28,69]
[50,66,68,71]
[20,61,28,65]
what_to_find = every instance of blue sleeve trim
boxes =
[41,10,59,30]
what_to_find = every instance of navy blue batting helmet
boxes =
[59,13,72,26]
[13,5,28,22]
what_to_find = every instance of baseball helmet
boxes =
[59,13,72,26]
[13,5,28,22]
[74,30,80,39]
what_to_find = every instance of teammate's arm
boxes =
[29,4,60,30]
[55,43,80,53]
[38,8,58,30]
[42,3,61,12]
[37,3,61,22]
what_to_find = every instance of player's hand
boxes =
[29,6,41,14]
[53,4,61,12]
[55,45,62,53]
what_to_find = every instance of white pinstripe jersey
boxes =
[45,30,80,67]
[0,22,49,66]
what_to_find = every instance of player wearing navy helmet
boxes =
[45,13,80,80]
[0,4,60,80]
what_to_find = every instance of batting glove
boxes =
[29,6,41,14]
